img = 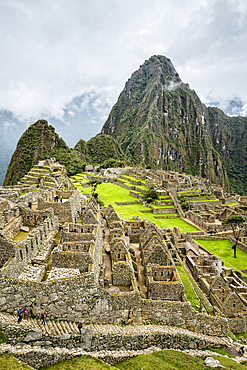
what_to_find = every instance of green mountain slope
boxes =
[4,123,125,186]
[74,134,124,164]
[101,55,247,194]
[3,120,68,186]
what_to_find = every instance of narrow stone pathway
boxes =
[103,220,112,285]
[0,312,232,348]
[129,242,147,297]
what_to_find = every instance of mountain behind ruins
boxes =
[3,55,247,194]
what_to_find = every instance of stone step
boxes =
[0,312,233,348]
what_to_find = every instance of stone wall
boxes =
[0,236,15,268]
[0,322,228,369]
[1,215,22,239]
[2,212,58,279]
[187,210,232,232]
[37,189,81,223]
[0,206,20,230]
[152,207,176,214]
[20,207,54,227]
[228,316,247,334]
[52,247,92,273]
[141,300,228,336]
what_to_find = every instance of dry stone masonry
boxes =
[1,161,247,368]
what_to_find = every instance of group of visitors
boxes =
[17,307,46,326]
[17,307,27,323]
[207,228,218,235]
[54,195,63,203]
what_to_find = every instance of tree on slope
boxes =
[222,215,245,258]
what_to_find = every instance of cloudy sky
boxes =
[1,0,247,147]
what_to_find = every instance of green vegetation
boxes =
[177,264,214,315]
[50,148,85,176]
[222,215,245,258]
[143,185,159,203]
[2,350,245,370]
[0,329,7,344]
[151,204,175,209]
[39,355,113,369]
[74,134,125,165]
[176,265,201,310]
[13,231,29,242]
[4,120,68,185]
[71,177,200,232]
[116,349,246,370]
[227,202,238,206]
[0,353,31,370]
[195,239,247,275]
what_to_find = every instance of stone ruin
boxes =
[1,165,247,336]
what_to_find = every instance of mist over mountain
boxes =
[2,55,247,194]
[102,55,247,194]
[0,88,114,185]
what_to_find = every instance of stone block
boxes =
[50,293,58,302]
[0,297,6,306]
[75,304,88,311]
[24,331,42,342]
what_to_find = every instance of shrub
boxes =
[181,201,189,211]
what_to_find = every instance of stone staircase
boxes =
[0,312,79,335]
[18,165,51,187]
[0,312,232,348]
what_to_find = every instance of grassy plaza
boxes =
[71,175,200,232]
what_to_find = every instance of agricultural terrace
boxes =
[195,239,247,276]
[71,174,200,232]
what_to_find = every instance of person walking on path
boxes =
[18,310,22,324]
[17,308,20,322]
[23,307,27,320]
[77,321,82,335]
[41,312,46,326]
[60,195,63,203]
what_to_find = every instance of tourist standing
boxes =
[60,195,63,203]
[18,310,22,324]
[77,321,82,335]
[23,307,27,320]
[41,312,46,326]
[17,308,20,322]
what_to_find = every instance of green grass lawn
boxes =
[0,353,32,370]
[155,199,172,203]
[176,265,201,310]
[120,175,145,184]
[151,204,175,209]
[116,349,246,370]
[1,350,245,370]
[39,355,112,369]
[140,215,199,232]
[73,180,199,232]
[227,202,238,206]
[97,183,138,203]
[195,239,247,274]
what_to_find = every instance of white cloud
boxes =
[0,0,246,138]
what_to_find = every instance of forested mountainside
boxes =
[101,55,247,194]
[4,55,247,194]
[3,121,125,185]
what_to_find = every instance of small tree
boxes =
[88,179,102,196]
[143,185,158,203]
[222,215,245,258]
